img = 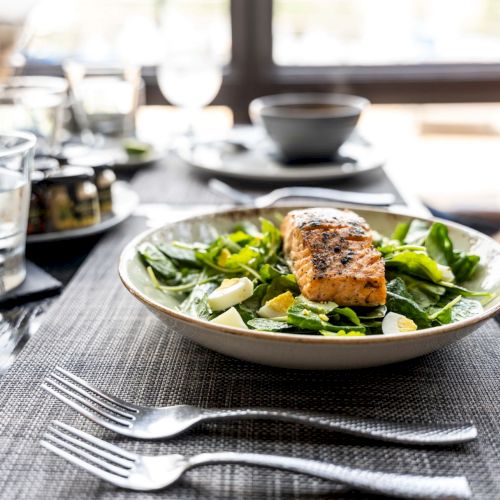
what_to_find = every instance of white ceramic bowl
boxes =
[119,206,500,370]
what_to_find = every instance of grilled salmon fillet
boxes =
[281,208,386,306]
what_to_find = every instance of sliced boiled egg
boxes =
[258,291,295,318]
[382,312,418,335]
[210,307,248,329]
[207,277,254,312]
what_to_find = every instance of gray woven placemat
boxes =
[0,213,499,499]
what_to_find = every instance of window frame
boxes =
[21,0,500,122]
[220,0,500,121]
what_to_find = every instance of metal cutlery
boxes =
[41,421,471,499]
[208,178,396,207]
[42,367,477,445]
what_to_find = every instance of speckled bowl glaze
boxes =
[119,206,500,370]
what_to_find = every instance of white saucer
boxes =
[178,134,384,183]
[63,142,163,171]
[27,182,139,244]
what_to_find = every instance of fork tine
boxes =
[43,379,133,426]
[47,425,136,468]
[42,382,132,433]
[43,432,131,477]
[55,367,139,412]
[47,372,135,419]
[51,421,137,461]
[41,440,129,487]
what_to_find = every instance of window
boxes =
[25,0,230,66]
[273,0,500,66]
[18,0,500,122]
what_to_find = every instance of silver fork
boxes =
[208,178,396,207]
[42,367,477,445]
[41,421,471,499]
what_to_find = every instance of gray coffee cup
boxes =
[249,93,369,161]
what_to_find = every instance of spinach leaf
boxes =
[294,295,338,315]
[386,278,431,328]
[451,254,480,284]
[157,242,198,265]
[235,305,256,323]
[195,237,225,267]
[287,305,365,333]
[262,275,299,303]
[247,318,292,332]
[391,221,410,243]
[425,223,450,266]
[241,283,268,311]
[425,222,480,283]
[260,218,282,259]
[394,273,446,308]
[385,251,443,283]
[404,219,430,245]
[224,246,260,269]
[138,243,178,280]
[287,305,328,331]
[439,281,492,300]
[179,283,217,319]
[335,307,362,326]
[233,221,261,237]
[429,295,483,325]
[451,298,483,322]
[227,230,254,246]
[429,295,462,324]
[259,263,281,283]
[354,305,387,319]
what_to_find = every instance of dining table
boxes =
[0,104,499,499]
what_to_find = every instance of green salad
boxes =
[138,217,492,336]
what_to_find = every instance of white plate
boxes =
[27,182,138,244]
[119,205,500,370]
[178,136,384,183]
[63,142,163,171]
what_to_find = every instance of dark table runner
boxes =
[131,155,406,205]
[0,157,499,499]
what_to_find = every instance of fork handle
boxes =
[262,186,396,207]
[186,451,470,499]
[199,409,477,445]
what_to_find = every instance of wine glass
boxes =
[156,0,229,145]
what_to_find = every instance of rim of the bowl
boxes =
[0,131,37,158]
[119,205,500,345]
[249,93,370,119]
[1,75,69,94]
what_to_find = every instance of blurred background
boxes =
[1,0,499,226]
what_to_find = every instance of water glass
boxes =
[0,132,35,294]
[64,63,143,138]
[0,76,67,154]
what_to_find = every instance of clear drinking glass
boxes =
[157,0,229,140]
[0,132,35,294]
[64,63,143,139]
[0,76,67,154]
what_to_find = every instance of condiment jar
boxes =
[43,167,101,231]
[91,164,116,215]
[68,155,116,216]
[27,171,46,235]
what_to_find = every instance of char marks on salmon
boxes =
[281,208,386,306]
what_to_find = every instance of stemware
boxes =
[156,0,229,143]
